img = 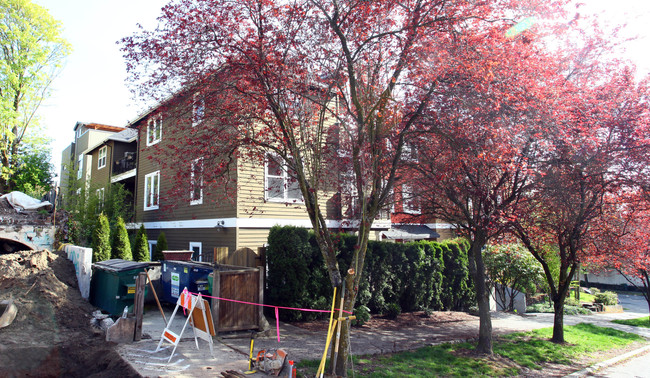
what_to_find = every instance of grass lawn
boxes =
[298,323,646,377]
[612,316,650,328]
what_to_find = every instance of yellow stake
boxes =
[316,287,338,377]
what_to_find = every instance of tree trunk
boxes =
[468,233,492,355]
[552,297,565,343]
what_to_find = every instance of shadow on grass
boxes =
[298,323,645,377]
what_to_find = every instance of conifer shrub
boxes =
[133,224,150,262]
[91,214,111,262]
[154,232,168,261]
[265,226,475,320]
[111,216,132,260]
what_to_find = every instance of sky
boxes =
[31,0,650,183]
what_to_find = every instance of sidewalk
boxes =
[116,300,650,377]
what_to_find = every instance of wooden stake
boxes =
[145,268,167,326]
[331,286,345,375]
[134,272,146,341]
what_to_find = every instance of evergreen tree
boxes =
[112,216,132,260]
[91,213,111,262]
[133,224,150,262]
[154,232,168,261]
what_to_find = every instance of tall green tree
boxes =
[92,213,111,262]
[0,0,70,192]
[11,130,54,197]
[133,224,149,262]
[153,232,167,261]
[112,216,132,260]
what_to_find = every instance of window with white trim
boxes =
[144,171,160,211]
[98,146,107,169]
[190,158,203,205]
[190,242,203,262]
[192,93,205,127]
[146,115,162,146]
[402,142,418,162]
[148,240,157,260]
[77,155,83,180]
[265,154,301,202]
[402,184,420,214]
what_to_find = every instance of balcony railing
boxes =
[113,152,136,175]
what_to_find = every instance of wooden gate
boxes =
[211,265,263,332]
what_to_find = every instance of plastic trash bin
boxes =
[160,260,213,304]
[90,259,150,316]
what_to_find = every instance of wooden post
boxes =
[214,247,228,265]
[134,272,146,341]
[211,266,221,333]
[257,267,264,330]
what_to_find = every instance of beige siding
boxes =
[146,227,237,257]
[236,228,273,250]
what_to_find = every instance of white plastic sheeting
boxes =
[1,191,53,212]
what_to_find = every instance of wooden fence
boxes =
[210,264,263,332]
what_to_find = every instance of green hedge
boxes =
[265,226,474,321]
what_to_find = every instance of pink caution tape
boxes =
[186,290,352,342]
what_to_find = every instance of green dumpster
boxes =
[90,259,150,316]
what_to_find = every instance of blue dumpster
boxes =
[160,260,213,304]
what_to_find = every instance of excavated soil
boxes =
[0,249,139,377]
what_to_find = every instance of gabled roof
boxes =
[107,128,138,143]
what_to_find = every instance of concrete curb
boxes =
[564,343,650,377]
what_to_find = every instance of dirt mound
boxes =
[0,249,139,377]
[0,197,53,226]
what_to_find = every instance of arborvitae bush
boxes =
[154,232,168,261]
[91,214,111,262]
[111,216,132,260]
[133,224,150,262]
[265,226,475,320]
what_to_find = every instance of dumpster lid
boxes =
[93,259,150,272]
[163,260,214,269]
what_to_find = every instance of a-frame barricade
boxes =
[155,287,216,363]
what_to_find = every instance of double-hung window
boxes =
[144,171,160,211]
[190,158,203,205]
[192,93,205,127]
[147,115,162,146]
[96,187,105,210]
[98,146,107,169]
[402,184,420,214]
[265,154,301,202]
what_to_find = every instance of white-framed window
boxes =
[148,240,157,260]
[402,184,420,214]
[144,171,160,211]
[146,114,162,146]
[98,146,107,169]
[75,125,87,140]
[265,154,302,202]
[192,93,205,127]
[190,242,203,262]
[190,157,204,205]
[77,154,83,180]
[402,142,418,162]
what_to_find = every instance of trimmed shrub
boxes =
[133,224,150,262]
[594,291,618,306]
[353,305,370,327]
[111,217,132,260]
[265,227,475,321]
[385,303,402,319]
[154,232,168,261]
[91,214,111,263]
[266,226,330,321]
